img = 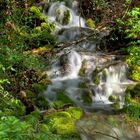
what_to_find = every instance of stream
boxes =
[43,1,140,139]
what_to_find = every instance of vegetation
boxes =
[0,0,140,139]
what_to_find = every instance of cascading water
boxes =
[45,1,85,30]
[43,1,139,139]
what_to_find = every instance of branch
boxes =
[55,31,100,49]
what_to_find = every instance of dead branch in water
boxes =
[55,31,100,49]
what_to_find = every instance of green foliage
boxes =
[124,7,140,40]
[0,116,32,140]
[0,84,26,117]
[115,7,140,81]
[123,84,140,119]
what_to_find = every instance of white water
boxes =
[42,1,138,139]
[44,1,85,30]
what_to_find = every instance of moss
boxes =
[79,59,87,77]
[86,18,95,28]
[56,9,71,25]
[102,68,107,80]
[63,10,71,25]
[128,66,140,82]
[52,91,75,109]
[108,95,120,102]
[65,107,83,120]
[43,107,83,136]
[92,67,100,85]
[78,82,88,89]
[111,103,122,110]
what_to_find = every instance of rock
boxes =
[108,95,120,102]
[79,59,87,77]
[55,7,72,25]
[76,113,140,140]
[74,88,93,105]
[92,67,100,85]
[59,53,69,75]
[81,89,93,104]
[78,81,88,89]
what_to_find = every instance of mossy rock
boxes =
[56,8,72,25]
[43,107,83,135]
[111,103,122,110]
[108,95,120,102]
[92,68,100,85]
[79,59,87,77]
[78,82,88,89]
[81,89,93,104]
[102,68,107,80]
[51,91,75,109]
[86,18,95,28]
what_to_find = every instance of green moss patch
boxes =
[43,107,83,136]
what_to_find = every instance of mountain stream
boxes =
[43,1,140,139]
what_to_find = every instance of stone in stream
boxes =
[55,7,72,25]
[79,59,87,77]
[124,83,140,119]
[92,67,100,85]
[76,113,140,140]
[59,53,70,75]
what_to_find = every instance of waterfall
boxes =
[44,1,85,30]
[42,1,138,139]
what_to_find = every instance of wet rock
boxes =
[78,81,88,89]
[81,89,93,105]
[76,113,140,140]
[59,53,70,75]
[108,95,120,102]
[56,7,72,25]
[79,59,87,77]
